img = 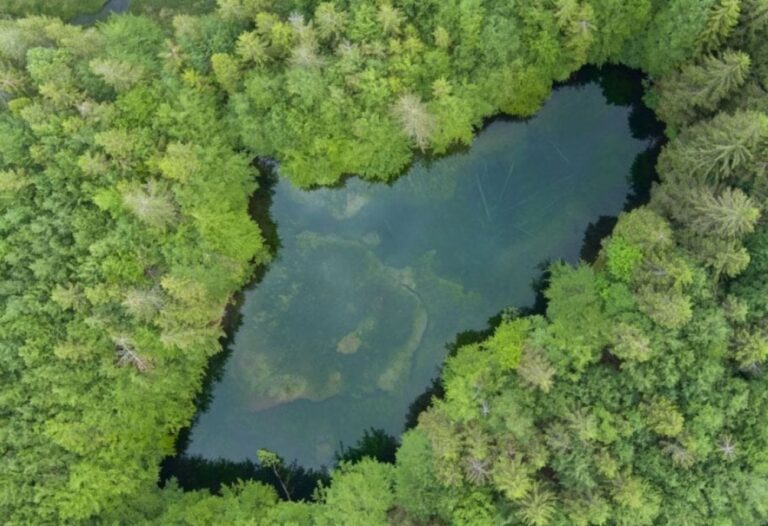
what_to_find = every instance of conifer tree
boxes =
[699,0,741,53]
[655,50,751,128]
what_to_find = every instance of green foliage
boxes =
[698,0,741,53]
[645,398,685,437]
[657,109,768,186]
[655,50,751,130]
[0,0,104,19]
[314,459,395,526]
[586,0,652,64]
[0,12,267,524]
[4,1,768,525]
[335,428,399,465]
[604,235,644,282]
[622,0,718,75]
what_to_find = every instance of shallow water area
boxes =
[186,80,650,468]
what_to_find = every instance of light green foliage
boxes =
[545,263,609,372]
[222,0,615,186]
[483,317,530,371]
[393,430,448,520]
[211,52,242,93]
[517,482,556,526]
[688,186,760,238]
[149,481,281,526]
[516,344,556,392]
[610,322,652,362]
[604,235,644,282]
[0,12,267,524]
[314,459,395,526]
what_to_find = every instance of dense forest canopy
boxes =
[2,0,768,524]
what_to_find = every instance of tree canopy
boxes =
[3,0,768,524]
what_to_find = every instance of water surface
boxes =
[72,0,130,25]
[187,81,650,467]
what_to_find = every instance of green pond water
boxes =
[186,80,651,468]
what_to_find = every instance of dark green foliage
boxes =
[335,428,400,465]
[655,50,751,130]
[0,0,104,19]
[160,454,328,501]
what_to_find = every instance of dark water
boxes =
[72,0,130,25]
[185,81,651,468]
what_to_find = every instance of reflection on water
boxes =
[72,0,130,25]
[186,81,650,468]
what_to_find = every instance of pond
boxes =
[185,73,654,469]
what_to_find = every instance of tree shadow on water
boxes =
[159,161,299,495]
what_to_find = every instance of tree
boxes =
[518,482,556,526]
[645,398,685,437]
[658,110,768,186]
[256,449,292,501]
[377,3,404,35]
[698,0,741,53]
[122,288,163,321]
[315,459,395,526]
[7,2,768,524]
[517,345,556,392]
[211,52,241,93]
[89,58,146,92]
[315,2,347,42]
[392,93,435,151]
[235,31,269,66]
[655,50,751,128]
[610,323,652,363]
[688,186,760,239]
[555,0,596,63]
[121,181,177,230]
[636,285,693,329]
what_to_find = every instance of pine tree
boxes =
[492,456,533,500]
[236,31,269,66]
[689,186,760,238]
[89,58,146,92]
[517,345,556,392]
[518,482,556,526]
[698,0,741,54]
[315,3,347,42]
[611,323,652,362]
[656,51,751,128]
[377,3,404,35]
[659,110,768,186]
[738,0,768,39]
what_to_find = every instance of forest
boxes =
[1,0,768,524]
